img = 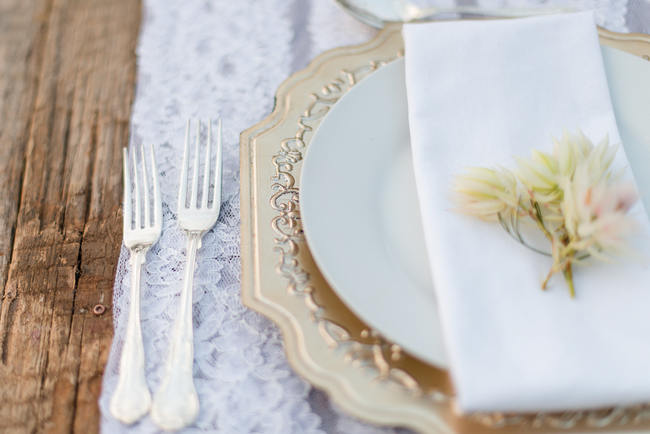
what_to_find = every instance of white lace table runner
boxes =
[99,1,649,432]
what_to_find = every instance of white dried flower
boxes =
[553,130,594,178]
[453,167,520,220]
[516,149,560,203]
[562,160,638,259]
[453,130,639,297]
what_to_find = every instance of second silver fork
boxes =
[151,119,222,430]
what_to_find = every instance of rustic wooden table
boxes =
[0,0,140,432]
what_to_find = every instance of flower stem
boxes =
[530,200,553,242]
[541,268,553,290]
[562,262,575,298]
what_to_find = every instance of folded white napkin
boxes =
[403,12,650,413]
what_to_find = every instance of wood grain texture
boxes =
[0,0,140,432]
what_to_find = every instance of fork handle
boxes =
[151,232,201,430]
[110,248,151,424]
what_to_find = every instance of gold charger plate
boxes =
[240,24,650,433]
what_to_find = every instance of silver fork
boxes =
[110,144,162,424]
[151,119,222,430]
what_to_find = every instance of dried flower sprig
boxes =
[454,130,639,297]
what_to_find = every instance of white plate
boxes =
[300,46,650,368]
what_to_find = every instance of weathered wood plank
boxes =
[0,0,140,432]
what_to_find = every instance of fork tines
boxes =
[178,119,222,212]
[122,144,162,244]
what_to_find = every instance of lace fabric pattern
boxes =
[99,1,644,432]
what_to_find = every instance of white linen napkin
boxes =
[403,12,650,413]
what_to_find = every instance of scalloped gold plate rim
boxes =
[240,24,650,433]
